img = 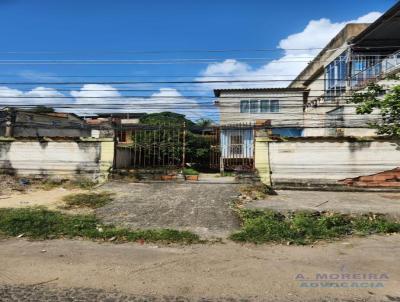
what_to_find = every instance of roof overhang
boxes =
[352,2,400,51]
[213,87,304,97]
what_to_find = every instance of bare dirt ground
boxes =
[246,190,400,217]
[96,181,241,238]
[0,175,88,211]
[0,235,399,301]
[0,187,84,210]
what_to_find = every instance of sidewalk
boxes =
[246,190,400,217]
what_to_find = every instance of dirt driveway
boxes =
[246,190,400,217]
[0,235,399,301]
[96,181,241,238]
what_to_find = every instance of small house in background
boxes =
[0,108,90,137]
[85,113,145,142]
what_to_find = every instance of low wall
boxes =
[255,137,400,188]
[0,137,114,182]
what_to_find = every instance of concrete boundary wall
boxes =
[0,138,114,182]
[255,137,400,187]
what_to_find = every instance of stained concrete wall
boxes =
[255,138,400,187]
[0,138,114,181]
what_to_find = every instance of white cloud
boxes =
[71,84,121,104]
[198,11,382,89]
[279,12,382,56]
[148,88,204,120]
[0,86,66,107]
[67,85,205,120]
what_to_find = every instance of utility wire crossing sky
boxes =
[0,0,397,120]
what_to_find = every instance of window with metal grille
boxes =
[230,134,243,155]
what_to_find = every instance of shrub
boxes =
[182,168,199,175]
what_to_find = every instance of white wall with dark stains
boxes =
[267,138,400,185]
[0,138,114,181]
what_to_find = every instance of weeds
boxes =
[69,178,98,190]
[239,184,275,201]
[62,192,113,209]
[40,177,98,191]
[230,209,400,245]
[0,207,200,244]
[218,171,234,177]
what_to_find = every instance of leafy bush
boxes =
[182,168,199,175]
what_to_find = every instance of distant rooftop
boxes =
[213,87,304,97]
[93,113,146,119]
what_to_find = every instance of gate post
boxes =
[254,137,272,186]
[254,122,272,186]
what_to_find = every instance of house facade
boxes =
[290,2,400,136]
[214,88,305,163]
[214,88,305,136]
[85,113,145,142]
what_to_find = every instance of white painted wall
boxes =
[269,139,400,183]
[0,139,111,180]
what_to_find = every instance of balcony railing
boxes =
[350,50,400,89]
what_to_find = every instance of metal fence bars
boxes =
[115,124,184,169]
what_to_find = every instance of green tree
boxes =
[196,118,214,128]
[137,112,211,167]
[139,112,195,127]
[31,106,55,114]
[350,83,400,136]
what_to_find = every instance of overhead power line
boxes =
[0,44,395,55]
[0,47,342,55]
[0,56,385,65]
[0,78,385,85]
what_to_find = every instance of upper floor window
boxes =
[260,100,270,112]
[240,100,250,113]
[240,100,280,113]
[325,52,347,100]
[250,100,258,113]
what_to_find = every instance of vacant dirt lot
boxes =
[96,181,241,238]
[0,235,399,301]
[247,190,400,217]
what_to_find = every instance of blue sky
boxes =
[0,0,397,119]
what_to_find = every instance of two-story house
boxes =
[290,1,400,136]
[214,87,305,161]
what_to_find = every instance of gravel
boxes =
[96,182,241,238]
[0,284,257,302]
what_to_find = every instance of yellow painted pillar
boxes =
[99,139,115,182]
[254,137,271,186]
